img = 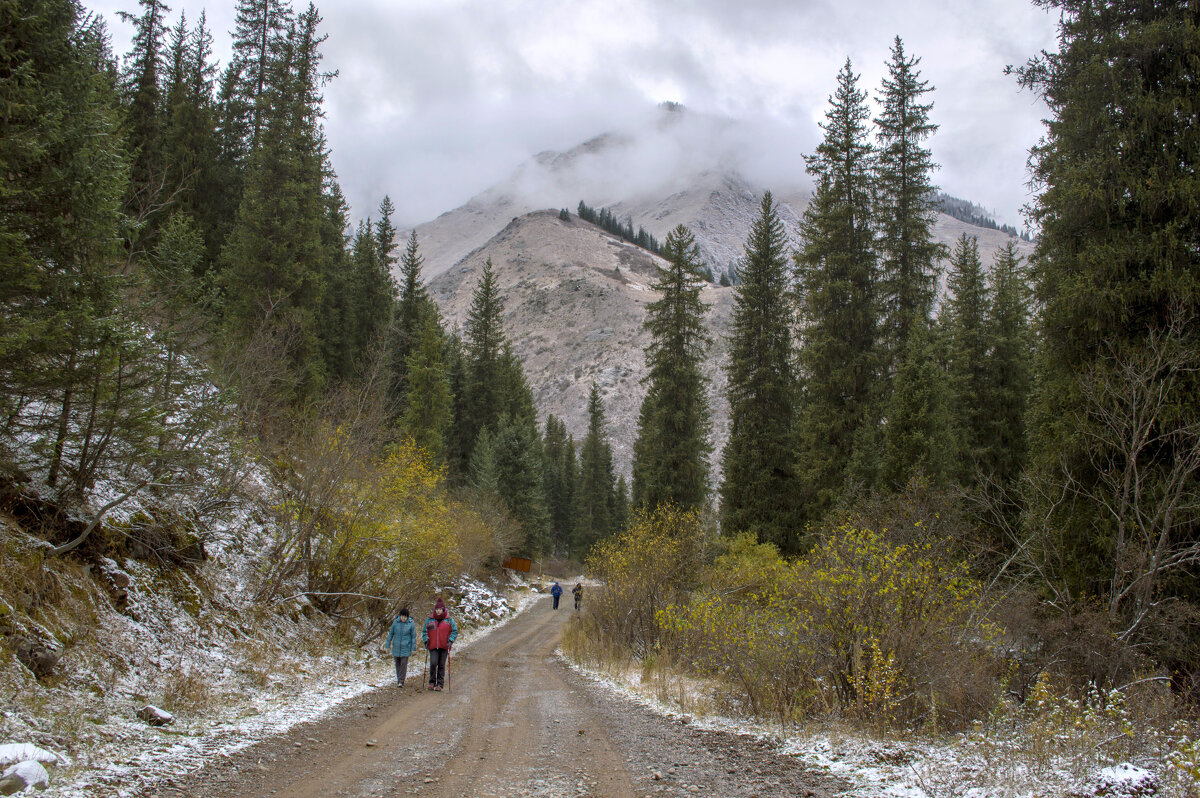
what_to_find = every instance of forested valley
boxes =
[2,0,1199,795]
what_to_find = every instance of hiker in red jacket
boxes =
[422,598,457,691]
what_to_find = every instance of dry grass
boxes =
[162,666,213,720]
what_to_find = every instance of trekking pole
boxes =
[422,644,428,689]
[445,651,450,694]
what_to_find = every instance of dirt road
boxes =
[170,596,847,797]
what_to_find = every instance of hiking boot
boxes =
[435,685,443,691]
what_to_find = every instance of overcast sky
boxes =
[89,0,1060,231]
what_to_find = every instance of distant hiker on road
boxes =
[384,607,416,687]
[572,582,583,611]
[550,581,563,609]
[423,598,457,691]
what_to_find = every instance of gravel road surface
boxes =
[164,595,849,797]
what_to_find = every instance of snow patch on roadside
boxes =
[560,657,1179,798]
[29,578,533,797]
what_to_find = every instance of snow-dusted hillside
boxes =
[0,455,527,796]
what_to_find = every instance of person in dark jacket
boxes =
[550,581,563,609]
[384,608,416,687]
[572,582,583,611]
[422,598,457,691]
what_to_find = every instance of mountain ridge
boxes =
[417,113,1037,477]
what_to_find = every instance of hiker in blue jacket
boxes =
[550,581,563,609]
[384,608,416,687]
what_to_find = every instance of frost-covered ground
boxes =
[562,659,1180,798]
[1,561,529,798]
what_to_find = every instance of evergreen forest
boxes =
[3,0,1200,787]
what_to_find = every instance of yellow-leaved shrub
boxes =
[658,525,1000,731]
[574,505,709,660]
[266,427,522,632]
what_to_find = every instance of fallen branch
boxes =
[50,481,149,557]
[274,591,392,604]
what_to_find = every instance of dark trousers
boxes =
[574,595,581,610]
[552,594,560,609]
[393,656,409,685]
[429,648,448,687]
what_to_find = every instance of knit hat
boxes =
[433,598,447,618]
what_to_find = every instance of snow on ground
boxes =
[561,658,1183,798]
[4,572,531,798]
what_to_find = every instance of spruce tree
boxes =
[349,211,397,369]
[461,259,506,439]
[161,11,224,272]
[471,415,551,556]
[984,242,1032,485]
[542,415,576,555]
[219,0,292,166]
[631,225,712,511]
[0,1,127,469]
[497,343,538,424]
[218,4,335,401]
[879,322,955,489]
[0,1,200,499]
[375,196,398,275]
[390,230,435,414]
[444,333,473,480]
[875,37,945,380]
[719,192,798,550]
[450,260,537,489]
[119,0,170,236]
[575,384,616,555]
[401,313,451,461]
[1016,0,1200,601]
[794,60,880,520]
[943,234,989,483]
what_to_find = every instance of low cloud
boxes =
[91,0,1058,230]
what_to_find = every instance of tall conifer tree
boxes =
[448,260,511,480]
[943,234,989,482]
[463,260,505,433]
[984,242,1032,485]
[119,0,170,234]
[401,313,451,461]
[218,4,335,401]
[794,60,879,520]
[1016,0,1200,601]
[875,37,945,380]
[219,0,292,167]
[161,11,224,271]
[575,384,616,555]
[390,230,435,413]
[631,225,712,511]
[542,415,576,555]
[720,192,798,550]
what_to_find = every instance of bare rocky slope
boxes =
[429,210,735,479]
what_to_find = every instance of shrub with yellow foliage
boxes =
[261,417,515,637]
[657,524,1000,731]
[576,504,710,659]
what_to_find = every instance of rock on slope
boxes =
[429,210,734,478]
